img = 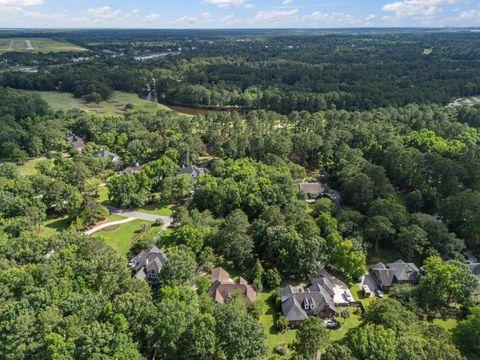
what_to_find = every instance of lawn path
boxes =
[107,206,173,227]
[85,206,173,236]
[85,217,135,235]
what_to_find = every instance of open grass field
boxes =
[0,38,86,53]
[423,47,433,55]
[93,219,155,256]
[19,90,171,116]
[16,157,49,176]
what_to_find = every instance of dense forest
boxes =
[1,30,480,112]
[0,29,479,360]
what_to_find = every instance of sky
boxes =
[0,0,479,29]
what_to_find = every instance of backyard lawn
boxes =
[93,219,155,256]
[330,307,362,341]
[16,157,47,176]
[137,200,177,217]
[367,247,401,265]
[257,290,297,355]
[41,215,72,237]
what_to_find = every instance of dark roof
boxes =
[177,165,207,180]
[296,182,326,196]
[370,260,421,287]
[281,288,335,321]
[96,149,120,161]
[388,260,421,282]
[67,134,85,151]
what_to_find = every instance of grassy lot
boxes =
[422,48,433,55]
[330,307,362,341]
[16,157,48,176]
[137,200,177,217]
[19,90,171,116]
[93,219,155,256]
[257,290,297,355]
[367,247,401,265]
[0,38,86,53]
[431,317,458,331]
[41,216,72,237]
[98,187,110,205]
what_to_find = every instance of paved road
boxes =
[107,206,173,227]
[8,41,13,50]
[26,40,34,50]
[84,206,173,236]
[85,217,135,235]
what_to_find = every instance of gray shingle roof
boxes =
[67,134,85,151]
[129,246,167,282]
[177,165,207,180]
[370,260,421,288]
[96,149,120,162]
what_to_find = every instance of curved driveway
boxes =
[85,206,173,235]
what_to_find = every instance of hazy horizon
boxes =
[0,0,479,29]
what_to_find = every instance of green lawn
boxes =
[257,290,297,355]
[330,307,362,341]
[17,157,48,176]
[431,317,458,331]
[41,215,72,237]
[0,38,86,53]
[19,90,171,116]
[367,247,401,265]
[137,200,177,217]
[98,186,110,205]
[93,219,155,256]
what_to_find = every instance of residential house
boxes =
[208,267,257,304]
[177,165,207,181]
[370,260,421,291]
[67,134,86,151]
[280,282,336,327]
[296,182,326,200]
[129,246,167,283]
[96,149,120,163]
[121,163,144,175]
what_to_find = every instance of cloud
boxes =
[283,0,293,4]
[0,0,42,6]
[203,0,244,7]
[458,9,480,20]
[86,6,123,19]
[254,8,298,22]
[144,13,161,21]
[245,3,255,8]
[382,0,458,17]
[304,11,369,26]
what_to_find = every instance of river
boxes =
[145,92,244,116]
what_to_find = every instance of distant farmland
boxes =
[0,38,86,53]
